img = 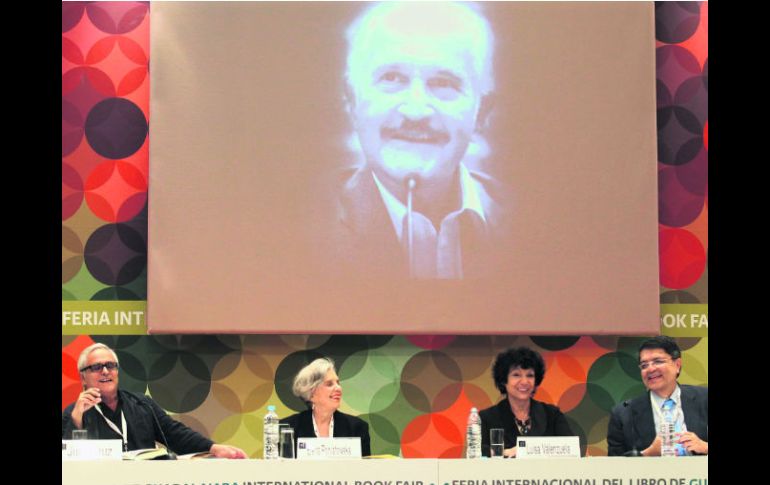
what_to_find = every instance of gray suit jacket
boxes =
[607,384,708,456]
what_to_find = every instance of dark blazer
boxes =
[606,384,708,456]
[318,166,514,280]
[280,409,371,457]
[479,398,574,457]
[62,390,214,454]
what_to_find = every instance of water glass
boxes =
[279,427,295,459]
[490,428,504,458]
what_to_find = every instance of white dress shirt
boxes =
[372,163,488,279]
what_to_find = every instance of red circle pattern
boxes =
[659,228,706,289]
[62,3,148,224]
[657,2,707,291]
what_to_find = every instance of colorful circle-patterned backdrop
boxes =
[62,334,708,458]
[62,2,707,458]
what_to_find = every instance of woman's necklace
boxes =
[514,415,531,435]
[510,398,532,435]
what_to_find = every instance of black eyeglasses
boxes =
[80,362,119,373]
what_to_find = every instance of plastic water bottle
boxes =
[466,407,482,459]
[263,405,280,460]
[660,402,676,457]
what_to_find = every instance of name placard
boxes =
[297,437,362,460]
[516,436,580,459]
[62,439,123,461]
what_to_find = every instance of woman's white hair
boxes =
[292,357,336,404]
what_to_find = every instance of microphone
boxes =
[621,400,641,457]
[405,176,417,278]
[134,394,177,460]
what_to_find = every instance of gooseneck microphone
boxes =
[621,400,641,457]
[406,176,417,278]
[135,394,178,460]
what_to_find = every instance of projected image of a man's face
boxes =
[350,38,481,189]
[346,3,490,194]
[334,2,500,280]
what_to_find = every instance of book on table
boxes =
[122,444,169,461]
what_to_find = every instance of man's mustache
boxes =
[381,120,450,145]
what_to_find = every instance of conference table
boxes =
[63,456,708,485]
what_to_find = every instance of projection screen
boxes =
[148,2,659,334]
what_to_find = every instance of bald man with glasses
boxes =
[607,336,708,456]
[62,343,247,459]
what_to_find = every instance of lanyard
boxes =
[94,404,129,451]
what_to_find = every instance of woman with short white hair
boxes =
[280,357,371,456]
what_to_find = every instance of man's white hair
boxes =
[77,342,119,377]
[345,1,495,97]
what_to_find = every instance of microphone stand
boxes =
[135,394,177,460]
[406,177,416,278]
[622,400,641,457]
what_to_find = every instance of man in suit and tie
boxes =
[607,336,708,456]
[322,1,512,280]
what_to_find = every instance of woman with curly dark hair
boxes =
[479,346,573,457]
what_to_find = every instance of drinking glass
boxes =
[490,428,504,458]
[279,427,295,459]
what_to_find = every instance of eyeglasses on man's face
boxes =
[638,358,672,371]
[80,362,119,373]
